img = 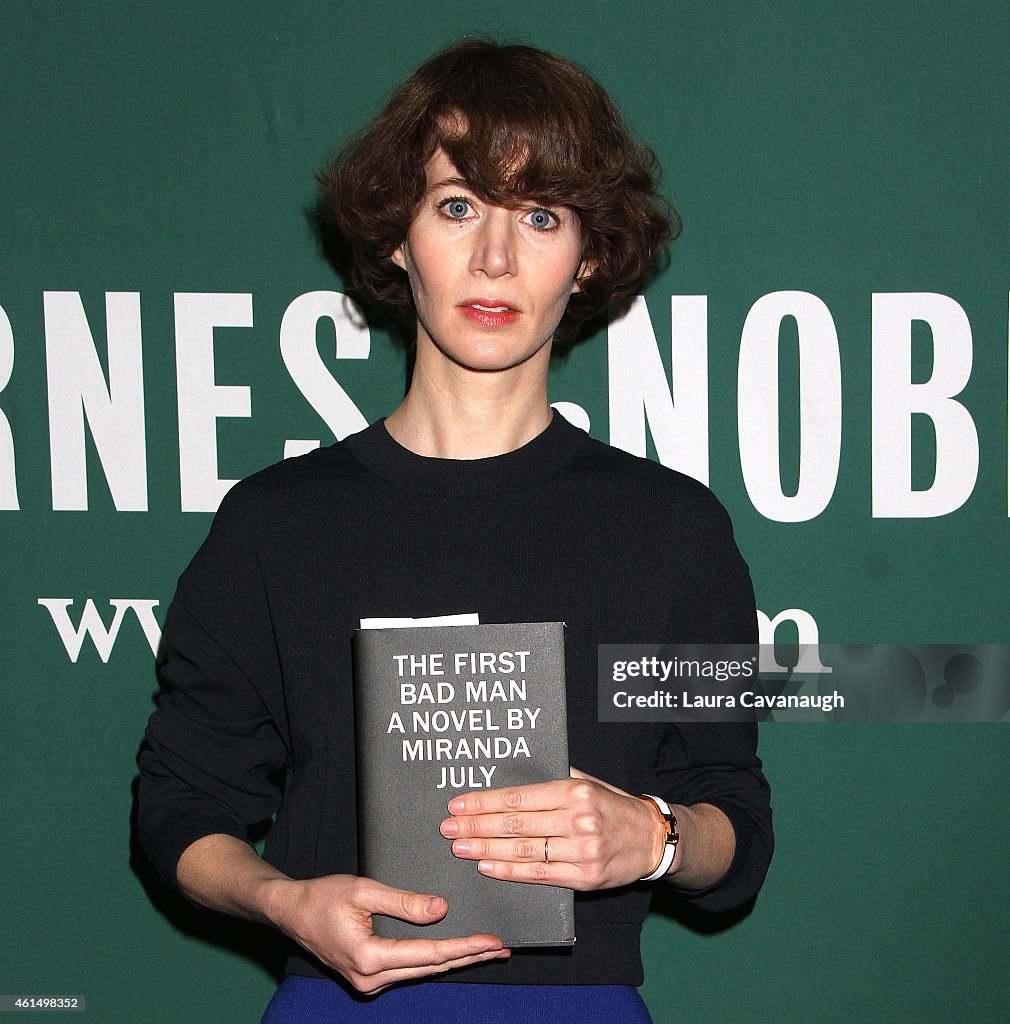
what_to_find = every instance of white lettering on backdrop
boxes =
[607,295,709,485]
[37,597,822,665]
[871,292,978,517]
[0,290,1001,519]
[278,289,369,458]
[736,291,842,522]
[44,291,148,511]
[0,304,16,509]
[174,292,254,513]
[37,598,162,663]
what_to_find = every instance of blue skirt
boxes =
[261,977,653,1023]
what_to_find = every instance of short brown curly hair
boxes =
[319,39,678,332]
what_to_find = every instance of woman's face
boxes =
[391,148,586,378]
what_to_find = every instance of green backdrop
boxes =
[2,3,1007,1021]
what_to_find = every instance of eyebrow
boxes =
[426,176,471,195]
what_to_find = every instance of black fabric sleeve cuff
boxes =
[671,793,774,913]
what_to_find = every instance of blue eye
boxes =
[527,207,557,230]
[443,198,471,219]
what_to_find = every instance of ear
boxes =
[390,242,407,272]
[572,258,595,294]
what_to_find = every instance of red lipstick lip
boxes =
[458,299,520,328]
[459,298,519,311]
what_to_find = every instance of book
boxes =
[352,620,574,946]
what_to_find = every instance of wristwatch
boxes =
[640,793,679,881]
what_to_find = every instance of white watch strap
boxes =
[640,793,678,881]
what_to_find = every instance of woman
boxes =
[138,39,772,1023]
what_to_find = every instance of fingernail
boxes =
[452,840,470,856]
[448,797,465,813]
[425,896,444,916]
[440,818,458,836]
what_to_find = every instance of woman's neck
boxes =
[384,347,553,460]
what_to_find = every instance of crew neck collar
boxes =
[343,411,585,495]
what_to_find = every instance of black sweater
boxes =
[138,413,773,986]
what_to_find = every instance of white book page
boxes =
[359,612,480,629]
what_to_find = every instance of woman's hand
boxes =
[176,834,509,997]
[262,873,510,994]
[438,767,665,890]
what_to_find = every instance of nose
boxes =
[469,208,517,279]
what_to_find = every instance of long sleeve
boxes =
[652,495,774,912]
[137,489,291,888]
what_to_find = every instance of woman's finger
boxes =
[450,835,579,865]
[446,779,571,817]
[440,808,571,841]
